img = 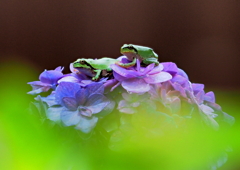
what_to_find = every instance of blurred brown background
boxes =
[0,0,240,89]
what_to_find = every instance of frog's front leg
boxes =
[143,58,159,66]
[115,58,137,68]
[92,69,102,81]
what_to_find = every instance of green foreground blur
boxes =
[0,58,239,170]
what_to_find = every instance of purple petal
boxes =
[97,100,115,116]
[141,63,155,75]
[39,69,63,84]
[36,92,58,107]
[27,81,51,95]
[62,97,78,110]
[136,58,141,72]
[162,62,178,76]
[113,72,127,82]
[78,106,92,117]
[171,75,188,86]
[207,102,222,111]
[55,82,81,106]
[144,72,172,84]
[117,55,128,61]
[204,91,215,103]
[57,75,80,83]
[199,104,217,118]
[47,106,64,122]
[122,78,150,93]
[85,93,109,114]
[195,91,205,104]
[75,88,88,105]
[85,82,104,95]
[121,57,132,64]
[28,81,49,87]
[27,86,51,95]
[61,109,80,126]
[70,63,78,73]
[171,82,186,97]
[110,81,121,91]
[192,83,205,95]
[148,64,164,75]
[104,79,119,89]
[75,115,98,133]
[80,80,95,87]
[54,66,64,72]
[111,64,137,78]
[177,68,189,79]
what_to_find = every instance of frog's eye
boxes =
[79,60,85,64]
[126,46,137,53]
[128,46,134,50]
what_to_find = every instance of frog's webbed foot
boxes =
[115,57,137,68]
[92,69,102,81]
[143,58,159,66]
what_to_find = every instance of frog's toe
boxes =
[144,58,159,65]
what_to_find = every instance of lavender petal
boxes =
[61,109,80,126]
[144,72,172,84]
[85,93,110,114]
[75,115,98,133]
[122,78,150,93]
[55,82,80,105]
[47,106,64,122]
[62,97,78,110]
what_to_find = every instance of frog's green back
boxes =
[91,57,116,70]
[133,45,158,59]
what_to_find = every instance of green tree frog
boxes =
[116,44,159,68]
[73,57,117,81]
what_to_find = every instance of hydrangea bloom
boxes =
[27,47,235,170]
[28,58,234,134]
[28,66,64,94]
[46,82,114,133]
[111,58,172,93]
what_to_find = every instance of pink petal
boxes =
[141,63,155,75]
[113,71,126,82]
[144,72,172,84]
[122,78,150,93]
[148,64,164,75]
[111,64,136,78]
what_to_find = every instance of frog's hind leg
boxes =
[143,58,159,66]
[92,69,102,81]
[115,58,137,68]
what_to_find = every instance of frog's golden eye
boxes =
[79,60,85,64]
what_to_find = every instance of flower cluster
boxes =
[28,56,234,137]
